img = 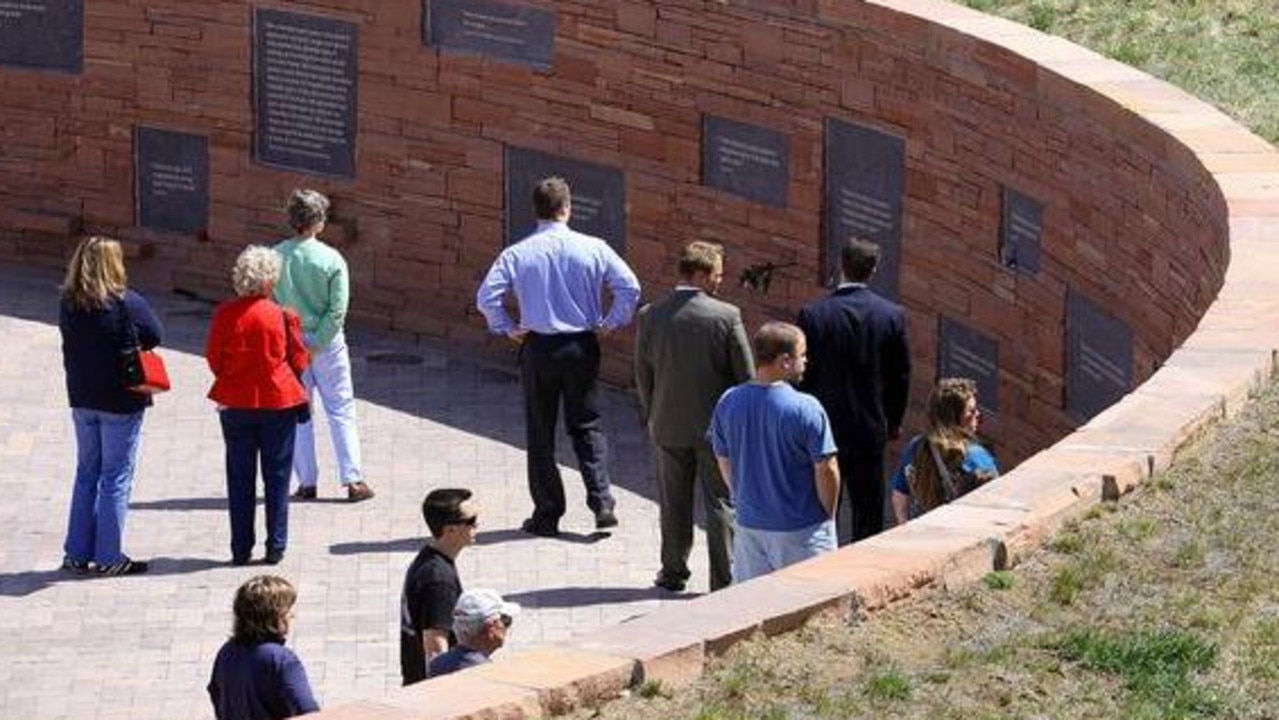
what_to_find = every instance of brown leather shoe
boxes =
[346,481,375,503]
[291,486,317,500]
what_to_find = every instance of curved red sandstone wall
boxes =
[311,2,1276,718]
[6,2,1278,719]
[0,0,1230,469]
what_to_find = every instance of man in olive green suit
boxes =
[635,242,754,592]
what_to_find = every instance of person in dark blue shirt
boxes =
[59,236,164,577]
[428,588,520,678]
[208,575,319,720]
[797,237,910,543]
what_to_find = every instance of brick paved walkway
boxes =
[0,265,709,719]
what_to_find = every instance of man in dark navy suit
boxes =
[797,238,911,543]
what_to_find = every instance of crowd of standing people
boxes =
[54,177,1000,716]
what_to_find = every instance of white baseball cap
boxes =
[453,588,521,624]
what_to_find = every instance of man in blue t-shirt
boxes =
[710,322,841,584]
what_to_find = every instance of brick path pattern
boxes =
[0,265,708,720]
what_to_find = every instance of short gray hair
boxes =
[453,614,489,645]
[232,245,282,297]
[287,189,330,233]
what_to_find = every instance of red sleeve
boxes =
[205,307,227,376]
[284,308,311,374]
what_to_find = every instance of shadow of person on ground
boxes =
[502,584,702,608]
[329,527,612,556]
[0,556,230,596]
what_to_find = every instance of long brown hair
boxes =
[62,236,127,310]
[907,378,978,513]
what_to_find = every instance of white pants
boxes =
[294,331,363,487]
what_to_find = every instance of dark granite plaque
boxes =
[702,115,789,208]
[505,146,626,254]
[426,0,555,71]
[1000,186,1044,274]
[135,127,209,235]
[824,119,905,299]
[0,0,82,73]
[253,8,358,178]
[937,316,1000,416]
[1065,290,1133,423]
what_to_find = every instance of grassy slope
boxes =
[566,2,1279,718]
[573,382,1279,719]
[962,0,1279,143]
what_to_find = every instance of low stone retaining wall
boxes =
[299,3,1279,719]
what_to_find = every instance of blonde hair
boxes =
[908,378,979,513]
[232,575,297,644]
[62,236,127,310]
[678,241,724,279]
[231,245,282,298]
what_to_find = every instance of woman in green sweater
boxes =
[273,189,375,503]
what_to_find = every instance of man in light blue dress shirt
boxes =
[476,176,641,537]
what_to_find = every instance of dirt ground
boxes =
[565,379,1279,720]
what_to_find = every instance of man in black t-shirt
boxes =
[399,488,479,685]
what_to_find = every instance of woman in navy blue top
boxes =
[59,236,163,576]
[208,575,319,720]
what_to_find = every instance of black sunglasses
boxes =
[499,613,513,628]
[450,514,479,527]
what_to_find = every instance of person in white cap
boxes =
[427,588,520,677]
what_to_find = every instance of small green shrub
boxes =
[983,570,1016,590]
[1050,564,1086,605]
[1173,539,1205,569]
[864,668,912,703]
[1051,627,1222,717]
[637,680,668,700]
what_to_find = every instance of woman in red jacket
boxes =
[207,246,310,566]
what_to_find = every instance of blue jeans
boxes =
[732,518,837,584]
[220,408,297,561]
[293,331,363,488]
[64,408,145,565]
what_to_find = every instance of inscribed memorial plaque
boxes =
[0,0,82,73]
[253,8,358,178]
[1000,186,1044,274]
[702,115,789,208]
[505,146,626,254]
[937,316,1000,416]
[135,127,209,235]
[824,119,905,299]
[1065,290,1133,423]
[426,0,555,71]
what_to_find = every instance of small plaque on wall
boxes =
[1065,289,1133,423]
[505,146,626,254]
[824,119,905,299]
[1000,186,1044,274]
[253,8,358,178]
[937,316,1000,416]
[0,0,83,73]
[426,0,555,71]
[702,115,789,208]
[135,128,209,235]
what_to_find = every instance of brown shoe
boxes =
[346,481,375,503]
[292,486,317,500]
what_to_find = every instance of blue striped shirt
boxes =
[476,221,640,335]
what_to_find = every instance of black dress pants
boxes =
[840,450,885,543]
[521,331,614,527]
